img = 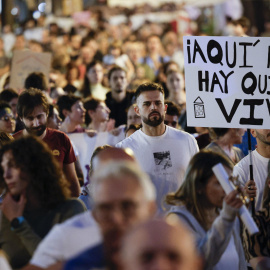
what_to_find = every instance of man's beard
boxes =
[141,111,164,127]
[256,130,270,146]
[24,124,46,137]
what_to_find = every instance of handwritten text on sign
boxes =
[184,36,270,128]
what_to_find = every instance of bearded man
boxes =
[234,129,270,211]
[116,82,198,215]
[13,88,80,197]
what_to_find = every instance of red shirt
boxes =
[13,128,76,168]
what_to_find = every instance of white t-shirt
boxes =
[69,129,125,184]
[233,149,269,211]
[30,211,101,268]
[116,126,199,214]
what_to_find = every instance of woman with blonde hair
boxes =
[166,150,246,270]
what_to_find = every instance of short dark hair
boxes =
[24,72,48,91]
[17,88,49,118]
[86,60,103,73]
[211,128,229,139]
[0,88,18,102]
[163,61,180,75]
[165,101,181,117]
[135,82,164,100]
[232,16,250,29]
[83,97,102,125]
[107,65,126,81]
[48,104,59,119]
[57,94,81,120]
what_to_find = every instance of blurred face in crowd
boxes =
[0,107,16,133]
[92,175,154,267]
[109,70,127,94]
[81,46,95,65]
[127,105,141,127]
[67,67,79,83]
[1,150,28,197]
[164,114,179,129]
[47,108,62,130]
[228,128,245,145]
[147,36,161,54]
[9,97,18,118]
[68,101,86,125]
[121,220,201,270]
[87,64,104,85]
[166,71,184,93]
[90,102,110,123]
[127,42,143,64]
[70,35,82,50]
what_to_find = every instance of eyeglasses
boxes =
[0,115,16,122]
[94,200,141,221]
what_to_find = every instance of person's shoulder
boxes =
[234,152,250,167]
[13,130,23,139]
[167,126,196,141]
[116,130,140,147]
[169,204,188,215]
[47,128,66,137]
[60,211,96,229]
[57,198,86,212]
[46,128,72,141]
[205,141,218,150]
[105,91,112,101]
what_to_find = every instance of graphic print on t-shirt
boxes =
[153,151,172,170]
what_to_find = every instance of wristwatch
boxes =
[10,216,25,229]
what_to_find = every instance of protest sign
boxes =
[10,51,51,91]
[184,36,270,129]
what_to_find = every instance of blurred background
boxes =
[1,0,269,37]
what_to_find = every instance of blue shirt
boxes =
[64,243,105,270]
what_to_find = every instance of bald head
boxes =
[121,219,201,270]
[92,147,137,172]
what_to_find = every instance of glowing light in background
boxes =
[11,7,19,15]
[33,10,41,19]
[38,3,46,13]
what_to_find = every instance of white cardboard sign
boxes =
[184,36,270,128]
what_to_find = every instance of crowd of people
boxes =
[0,2,269,270]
